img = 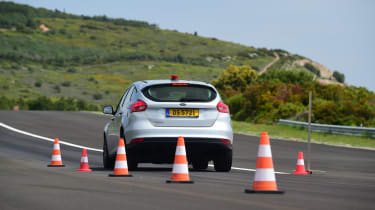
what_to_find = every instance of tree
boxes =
[333,71,345,83]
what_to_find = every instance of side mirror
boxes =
[103,106,114,115]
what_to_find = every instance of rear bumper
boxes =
[127,137,232,164]
[124,115,233,144]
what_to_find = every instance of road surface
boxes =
[0,111,374,210]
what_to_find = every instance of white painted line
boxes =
[208,164,289,175]
[0,122,289,174]
[0,122,103,152]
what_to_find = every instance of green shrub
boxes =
[34,81,42,87]
[304,63,320,77]
[59,28,66,34]
[333,71,345,83]
[61,81,71,87]
[67,67,76,73]
[0,95,100,111]
[88,77,98,84]
[93,93,102,100]
[226,94,246,120]
[54,85,61,93]
[259,69,314,85]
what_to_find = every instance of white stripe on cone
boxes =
[257,145,272,157]
[81,156,88,163]
[175,146,186,155]
[53,144,60,150]
[114,160,128,169]
[172,163,189,174]
[297,159,305,165]
[117,147,126,154]
[254,169,276,181]
[51,155,62,161]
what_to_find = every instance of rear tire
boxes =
[192,160,209,170]
[214,150,232,172]
[127,158,138,171]
[120,129,138,170]
[103,138,115,169]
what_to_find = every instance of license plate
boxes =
[166,109,199,117]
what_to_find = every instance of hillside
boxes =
[0,2,343,107]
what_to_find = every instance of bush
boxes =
[213,65,257,91]
[93,93,102,100]
[54,85,61,93]
[0,95,100,111]
[259,69,314,85]
[67,67,76,73]
[28,66,34,73]
[61,81,71,87]
[333,71,345,83]
[88,77,98,84]
[58,28,66,34]
[34,81,42,87]
[226,94,246,120]
[304,63,320,77]
[275,102,304,119]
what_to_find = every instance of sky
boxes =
[9,0,375,92]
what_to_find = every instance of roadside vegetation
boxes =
[0,95,99,111]
[233,121,375,149]
[214,65,375,127]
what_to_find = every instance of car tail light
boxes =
[217,101,229,113]
[221,139,231,144]
[130,138,144,144]
[130,100,147,112]
[171,83,188,86]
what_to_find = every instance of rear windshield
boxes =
[142,84,217,102]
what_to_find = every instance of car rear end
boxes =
[125,76,233,171]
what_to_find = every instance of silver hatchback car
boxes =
[103,75,233,171]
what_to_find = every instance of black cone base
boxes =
[108,174,133,177]
[166,180,194,184]
[48,164,65,167]
[245,189,284,194]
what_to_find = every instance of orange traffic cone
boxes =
[293,152,310,175]
[245,132,283,194]
[166,136,194,184]
[109,138,132,177]
[77,148,92,172]
[48,138,65,167]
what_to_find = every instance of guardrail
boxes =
[278,119,375,138]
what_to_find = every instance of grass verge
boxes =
[232,121,375,149]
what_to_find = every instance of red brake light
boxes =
[171,83,188,86]
[130,100,147,112]
[171,75,179,80]
[130,138,144,144]
[217,101,229,113]
[221,139,231,144]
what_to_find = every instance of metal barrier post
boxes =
[307,91,312,172]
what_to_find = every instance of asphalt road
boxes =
[0,111,374,210]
